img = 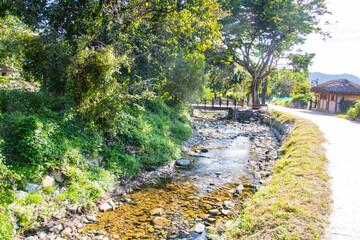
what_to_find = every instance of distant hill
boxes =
[308,72,360,85]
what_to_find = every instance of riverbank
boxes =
[219,110,331,239]
[79,109,280,239]
[4,109,279,240]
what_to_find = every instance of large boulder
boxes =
[41,175,55,188]
[175,159,191,167]
[25,183,41,193]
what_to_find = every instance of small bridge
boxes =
[192,98,244,110]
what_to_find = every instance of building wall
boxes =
[315,93,360,113]
[329,101,336,113]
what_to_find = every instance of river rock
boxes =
[86,215,97,222]
[267,150,278,160]
[14,190,28,199]
[201,148,209,153]
[194,223,205,234]
[114,188,126,197]
[99,202,112,212]
[206,217,216,223]
[221,209,232,216]
[150,208,164,216]
[228,189,236,195]
[223,200,235,209]
[215,219,225,233]
[179,230,190,237]
[151,216,168,226]
[236,184,244,193]
[51,170,64,182]
[61,227,72,237]
[49,224,64,234]
[209,209,220,216]
[66,204,78,213]
[25,236,36,240]
[175,159,191,167]
[37,232,46,239]
[254,172,261,179]
[41,175,55,187]
[25,183,41,193]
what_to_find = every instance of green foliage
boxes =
[346,100,360,119]
[1,114,57,171]
[0,15,34,69]
[0,155,18,205]
[220,0,328,104]
[340,99,356,114]
[58,165,115,205]
[291,94,310,109]
[23,35,72,93]
[0,208,13,240]
[103,99,192,176]
[208,62,249,98]
[66,47,119,106]
[269,69,309,99]
[7,0,224,101]
[161,51,207,104]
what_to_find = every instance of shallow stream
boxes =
[83,111,277,239]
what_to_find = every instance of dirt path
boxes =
[270,105,360,239]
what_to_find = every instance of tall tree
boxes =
[220,0,328,105]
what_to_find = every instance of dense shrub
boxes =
[340,99,356,114]
[0,208,13,240]
[290,94,309,109]
[347,100,360,119]
[0,155,17,205]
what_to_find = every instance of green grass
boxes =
[220,111,331,239]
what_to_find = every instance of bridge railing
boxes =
[195,97,244,108]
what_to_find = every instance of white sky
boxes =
[300,0,360,78]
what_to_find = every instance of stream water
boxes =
[82,111,277,240]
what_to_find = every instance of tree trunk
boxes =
[261,78,269,104]
[251,80,260,105]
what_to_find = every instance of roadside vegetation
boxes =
[221,111,331,239]
[347,100,360,120]
[269,69,313,109]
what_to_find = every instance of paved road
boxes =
[269,105,360,239]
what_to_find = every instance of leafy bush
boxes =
[340,99,356,114]
[347,101,360,119]
[290,94,310,109]
[57,164,115,205]
[0,155,18,205]
[0,113,59,179]
[0,208,13,239]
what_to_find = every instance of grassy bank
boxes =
[221,111,331,239]
[0,82,192,238]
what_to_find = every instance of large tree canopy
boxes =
[4,0,224,100]
[220,0,328,104]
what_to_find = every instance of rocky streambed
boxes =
[17,109,282,240]
[79,109,280,240]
